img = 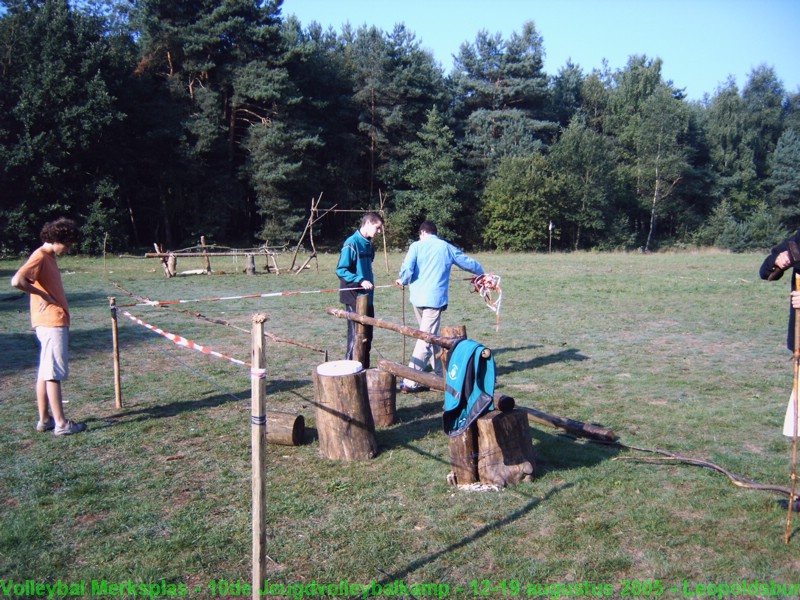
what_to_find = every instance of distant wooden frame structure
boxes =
[289,191,390,274]
[146,237,287,277]
[146,191,390,278]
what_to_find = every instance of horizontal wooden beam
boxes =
[326,307,464,349]
[145,251,273,258]
[377,359,445,391]
[376,358,618,442]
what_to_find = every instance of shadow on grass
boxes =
[490,343,543,356]
[496,347,589,376]
[0,323,128,376]
[0,290,109,313]
[94,392,247,425]
[82,382,314,426]
[530,428,621,477]
[376,482,572,585]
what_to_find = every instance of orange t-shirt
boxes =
[15,247,70,328]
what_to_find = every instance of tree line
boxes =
[1,0,798,255]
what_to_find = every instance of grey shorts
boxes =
[35,326,69,381]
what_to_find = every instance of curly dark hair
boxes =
[40,218,81,245]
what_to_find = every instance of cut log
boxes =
[267,411,305,446]
[477,409,535,486]
[448,426,479,485]
[314,361,377,460]
[366,368,396,427]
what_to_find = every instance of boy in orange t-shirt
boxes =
[11,217,86,435]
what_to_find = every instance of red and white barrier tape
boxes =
[119,309,266,378]
[126,285,395,308]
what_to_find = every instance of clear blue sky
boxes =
[281,0,800,101]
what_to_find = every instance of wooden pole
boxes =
[290,193,321,272]
[201,235,212,274]
[516,406,618,442]
[354,294,369,368]
[378,190,389,273]
[786,273,800,543]
[110,297,122,409]
[377,359,444,391]
[401,286,406,365]
[146,251,274,258]
[326,307,462,350]
[251,313,268,598]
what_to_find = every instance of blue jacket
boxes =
[337,230,375,306]
[397,234,483,309]
[443,339,496,436]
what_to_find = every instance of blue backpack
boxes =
[442,339,496,436]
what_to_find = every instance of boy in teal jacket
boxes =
[336,212,384,368]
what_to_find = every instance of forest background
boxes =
[1,0,799,256]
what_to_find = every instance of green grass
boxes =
[1,250,800,598]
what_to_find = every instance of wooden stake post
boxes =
[251,314,268,598]
[200,235,212,274]
[353,295,370,368]
[787,273,800,544]
[110,297,122,409]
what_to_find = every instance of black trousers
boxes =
[344,303,374,369]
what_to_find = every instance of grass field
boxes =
[1,249,800,599]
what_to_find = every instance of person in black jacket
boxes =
[760,230,800,437]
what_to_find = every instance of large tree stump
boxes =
[314,360,377,460]
[267,411,305,446]
[366,368,396,427]
[477,409,536,486]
